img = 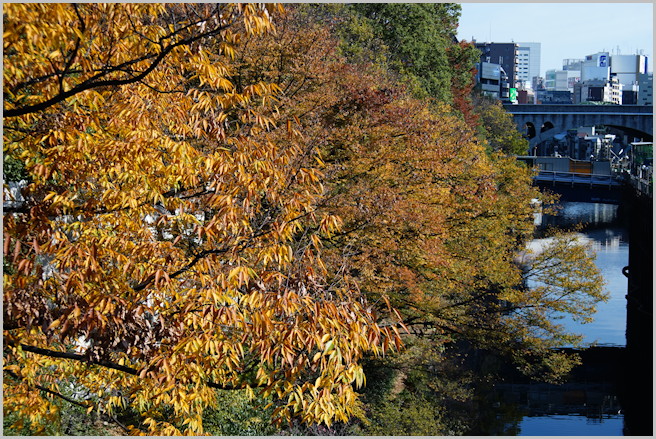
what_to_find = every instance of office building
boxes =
[637,72,653,106]
[611,54,648,87]
[581,52,611,82]
[516,42,541,89]
[473,41,520,89]
[545,69,569,91]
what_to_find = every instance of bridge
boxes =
[503,104,653,150]
[516,156,628,204]
[533,170,626,204]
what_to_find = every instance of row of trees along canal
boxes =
[2,4,618,435]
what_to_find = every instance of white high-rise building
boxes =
[516,42,541,89]
[611,54,648,87]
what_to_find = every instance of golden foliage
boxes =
[227,5,607,381]
[3,4,400,434]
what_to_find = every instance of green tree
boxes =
[473,92,530,155]
[349,3,463,101]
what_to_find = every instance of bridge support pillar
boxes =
[620,190,653,435]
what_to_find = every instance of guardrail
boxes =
[534,171,624,189]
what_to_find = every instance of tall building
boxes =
[638,72,653,106]
[611,54,648,87]
[473,41,520,89]
[516,42,541,89]
[477,61,502,98]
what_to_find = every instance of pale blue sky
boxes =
[456,3,654,77]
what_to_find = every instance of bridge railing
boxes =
[534,171,623,189]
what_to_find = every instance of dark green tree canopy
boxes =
[349,3,462,101]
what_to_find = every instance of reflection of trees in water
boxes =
[544,202,620,227]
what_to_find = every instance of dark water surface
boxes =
[519,414,624,436]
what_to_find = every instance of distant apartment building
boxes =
[476,61,510,100]
[516,42,541,89]
[637,72,653,106]
[473,41,520,89]
[477,61,501,98]
[610,76,623,105]
[575,79,613,104]
[545,69,569,91]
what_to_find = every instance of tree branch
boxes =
[4,368,89,408]
[17,343,250,390]
[4,13,233,118]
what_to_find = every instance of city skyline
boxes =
[456,2,654,78]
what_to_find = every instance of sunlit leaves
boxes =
[3,3,400,434]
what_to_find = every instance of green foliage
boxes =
[364,390,446,436]
[3,152,29,182]
[473,93,530,155]
[202,390,277,436]
[3,409,59,436]
[349,3,462,102]
[297,3,389,67]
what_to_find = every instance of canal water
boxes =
[533,202,629,347]
[483,201,629,436]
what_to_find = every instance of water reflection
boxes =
[489,202,628,436]
[519,414,624,436]
[533,202,628,347]
[538,202,620,227]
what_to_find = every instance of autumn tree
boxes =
[472,92,530,155]
[223,4,606,426]
[446,41,482,127]
[3,4,402,434]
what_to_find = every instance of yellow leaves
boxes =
[2,3,409,434]
[318,214,342,237]
[227,266,257,287]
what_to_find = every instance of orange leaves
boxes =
[2,3,409,433]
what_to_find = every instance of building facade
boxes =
[473,41,520,89]
[477,61,502,98]
[611,54,648,88]
[516,42,541,89]
[581,52,611,82]
[545,69,569,91]
[637,72,653,106]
